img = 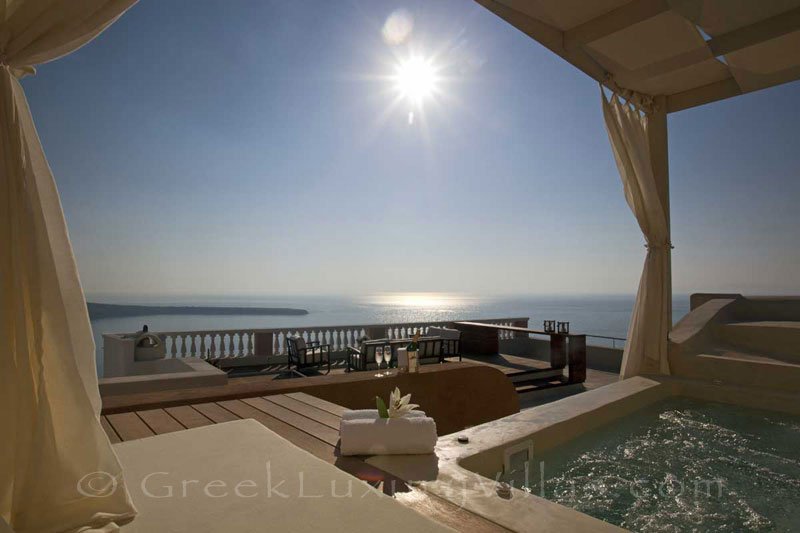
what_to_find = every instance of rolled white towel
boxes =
[342,409,426,421]
[339,416,437,456]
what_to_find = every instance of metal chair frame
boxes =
[286,336,331,377]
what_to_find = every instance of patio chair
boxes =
[346,339,389,372]
[286,335,330,377]
[427,326,461,362]
[417,337,443,365]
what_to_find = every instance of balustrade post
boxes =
[253,331,275,357]
[367,326,385,340]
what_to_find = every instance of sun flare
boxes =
[394,57,438,104]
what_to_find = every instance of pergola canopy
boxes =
[476,0,800,112]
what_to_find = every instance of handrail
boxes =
[585,334,626,341]
[585,333,627,349]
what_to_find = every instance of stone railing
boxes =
[107,317,529,363]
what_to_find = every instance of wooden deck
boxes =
[103,391,509,532]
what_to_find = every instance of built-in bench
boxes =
[453,321,587,392]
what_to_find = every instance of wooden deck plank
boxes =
[192,402,242,423]
[165,405,214,429]
[286,391,348,417]
[137,409,186,435]
[217,400,337,463]
[106,412,155,441]
[266,394,342,429]
[101,416,120,443]
[461,353,552,375]
[242,397,341,446]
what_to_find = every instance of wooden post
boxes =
[568,335,587,384]
[649,97,673,332]
[454,323,499,356]
[550,334,567,369]
[512,318,529,338]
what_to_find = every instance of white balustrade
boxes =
[115,317,529,360]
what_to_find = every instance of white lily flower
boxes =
[387,386,419,418]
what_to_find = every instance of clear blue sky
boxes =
[22,0,800,297]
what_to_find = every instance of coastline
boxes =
[87,302,308,320]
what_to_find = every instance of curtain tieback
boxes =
[0,54,36,77]
[645,242,674,250]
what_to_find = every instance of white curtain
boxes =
[0,1,138,531]
[601,89,672,379]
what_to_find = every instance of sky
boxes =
[21,0,800,298]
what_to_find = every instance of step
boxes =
[516,379,584,404]
[507,367,564,383]
[514,375,571,392]
[669,347,800,392]
[717,321,800,361]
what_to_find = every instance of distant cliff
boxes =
[87,302,308,320]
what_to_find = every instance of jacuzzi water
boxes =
[503,397,800,532]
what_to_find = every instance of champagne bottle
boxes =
[407,333,420,373]
[407,332,420,352]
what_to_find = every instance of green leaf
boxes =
[376,396,389,419]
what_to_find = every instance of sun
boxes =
[394,57,437,104]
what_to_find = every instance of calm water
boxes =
[89,293,690,374]
[506,397,800,532]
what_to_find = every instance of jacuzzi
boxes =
[399,376,800,533]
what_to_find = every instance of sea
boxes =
[90,293,691,375]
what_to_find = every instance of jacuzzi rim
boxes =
[415,375,800,533]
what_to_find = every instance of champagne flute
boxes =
[374,346,384,377]
[382,344,392,376]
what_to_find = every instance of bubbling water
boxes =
[504,397,800,532]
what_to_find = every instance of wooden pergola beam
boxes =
[666,77,742,113]
[563,0,670,50]
[475,0,607,83]
[476,0,800,113]
[624,5,800,83]
[709,5,800,55]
